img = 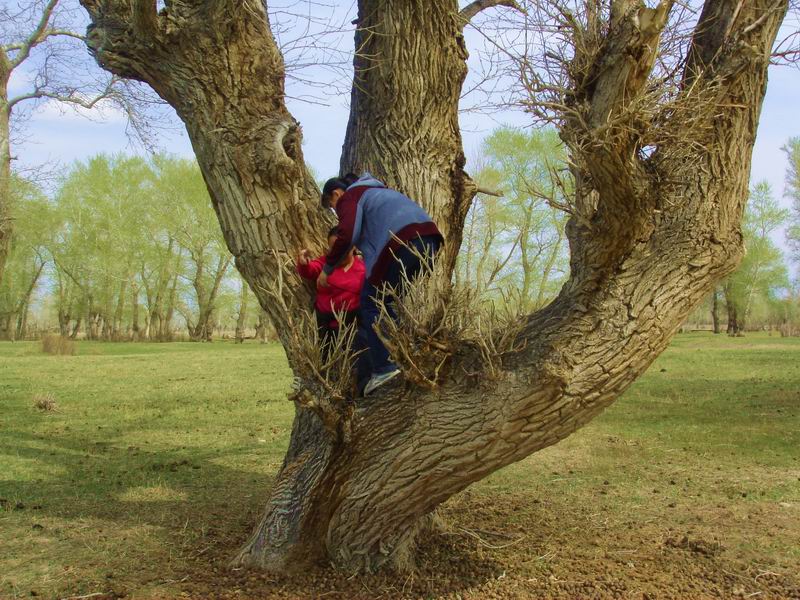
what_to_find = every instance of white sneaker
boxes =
[364,368,401,396]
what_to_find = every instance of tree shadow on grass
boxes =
[1,428,507,600]
[1,427,277,597]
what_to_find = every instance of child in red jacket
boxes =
[296,227,366,346]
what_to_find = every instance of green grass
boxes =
[1,333,799,599]
[1,341,294,598]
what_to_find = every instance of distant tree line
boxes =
[0,154,272,342]
[2,131,799,342]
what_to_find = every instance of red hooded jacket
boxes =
[296,255,365,326]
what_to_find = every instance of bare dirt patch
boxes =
[160,486,800,600]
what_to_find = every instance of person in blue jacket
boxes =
[320,173,443,395]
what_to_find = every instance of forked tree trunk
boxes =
[190,254,231,342]
[70,316,81,340]
[724,283,740,335]
[80,0,788,574]
[0,65,11,288]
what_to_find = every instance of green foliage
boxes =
[721,181,789,330]
[151,156,233,340]
[459,127,569,311]
[13,154,242,341]
[0,176,55,339]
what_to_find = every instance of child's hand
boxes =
[317,271,329,288]
[297,249,312,266]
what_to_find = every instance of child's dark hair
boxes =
[321,173,359,208]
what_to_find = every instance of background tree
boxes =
[459,127,569,310]
[48,154,153,340]
[77,0,791,573]
[785,137,800,267]
[37,153,232,342]
[721,181,789,334]
[0,175,52,339]
[0,0,154,287]
[158,157,233,342]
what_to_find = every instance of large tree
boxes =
[78,0,789,574]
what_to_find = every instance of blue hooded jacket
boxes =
[323,173,442,284]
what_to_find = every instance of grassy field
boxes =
[1,333,799,599]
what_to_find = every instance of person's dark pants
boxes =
[359,235,441,377]
[315,309,358,359]
[316,309,372,389]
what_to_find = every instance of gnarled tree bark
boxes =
[79,0,788,575]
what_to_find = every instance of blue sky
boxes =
[9,2,800,260]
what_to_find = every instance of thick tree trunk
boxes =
[340,0,475,279]
[58,312,70,337]
[711,288,721,334]
[0,59,10,288]
[724,283,740,335]
[235,280,250,344]
[160,272,179,341]
[112,278,128,340]
[15,261,45,340]
[0,312,12,341]
[80,0,788,575]
[131,279,140,341]
[88,313,101,340]
[255,309,271,343]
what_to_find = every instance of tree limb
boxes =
[10,0,60,68]
[4,28,85,54]
[7,77,119,110]
[132,0,160,38]
[475,186,503,197]
[460,0,522,23]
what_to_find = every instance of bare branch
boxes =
[475,186,503,197]
[3,28,86,52]
[460,0,522,23]
[10,0,60,68]
[8,70,118,110]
